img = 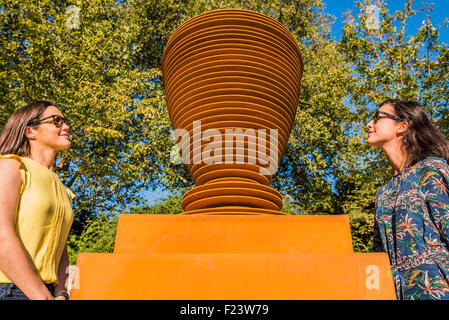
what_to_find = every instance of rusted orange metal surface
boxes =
[162,8,304,215]
[112,214,354,254]
[70,214,395,300]
[70,251,395,300]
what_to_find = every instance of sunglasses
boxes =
[29,115,69,128]
[371,110,402,124]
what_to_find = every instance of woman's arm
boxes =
[0,158,54,300]
[54,244,70,300]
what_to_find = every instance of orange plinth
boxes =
[112,215,354,254]
[70,214,395,299]
[71,252,394,300]
[70,9,396,300]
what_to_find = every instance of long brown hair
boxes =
[0,101,54,156]
[380,99,449,165]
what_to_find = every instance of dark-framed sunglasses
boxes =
[372,110,402,124]
[28,115,69,128]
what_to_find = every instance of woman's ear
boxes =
[397,121,409,134]
[25,126,36,140]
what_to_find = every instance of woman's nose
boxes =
[62,123,70,131]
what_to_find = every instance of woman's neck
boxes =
[29,148,57,171]
[381,141,409,175]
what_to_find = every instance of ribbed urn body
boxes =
[162,9,303,215]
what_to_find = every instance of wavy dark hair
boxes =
[0,101,53,156]
[380,99,449,165]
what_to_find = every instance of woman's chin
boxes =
[366,137,378,147]
[55,141,71,151]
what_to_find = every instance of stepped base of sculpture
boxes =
[69,215,396,300]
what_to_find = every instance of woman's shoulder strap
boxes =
[0,153,22,162]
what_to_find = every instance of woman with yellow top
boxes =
[0,101,74,300]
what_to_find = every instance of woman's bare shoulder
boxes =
[0,156,22,177]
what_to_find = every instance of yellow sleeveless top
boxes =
[0,154,75,284]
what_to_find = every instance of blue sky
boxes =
[143,0,449,205]
[325,0,449,43]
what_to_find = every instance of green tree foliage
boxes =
[130,192,184,215]
[67,214,118,264]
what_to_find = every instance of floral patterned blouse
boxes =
[373,156,449,300]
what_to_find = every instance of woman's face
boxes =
[366,103,402,148]
[28,106,70,151]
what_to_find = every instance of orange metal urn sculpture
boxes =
[70,9,396,300]
[163,8,302,216]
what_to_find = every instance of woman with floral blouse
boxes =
[367,99,449,300]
